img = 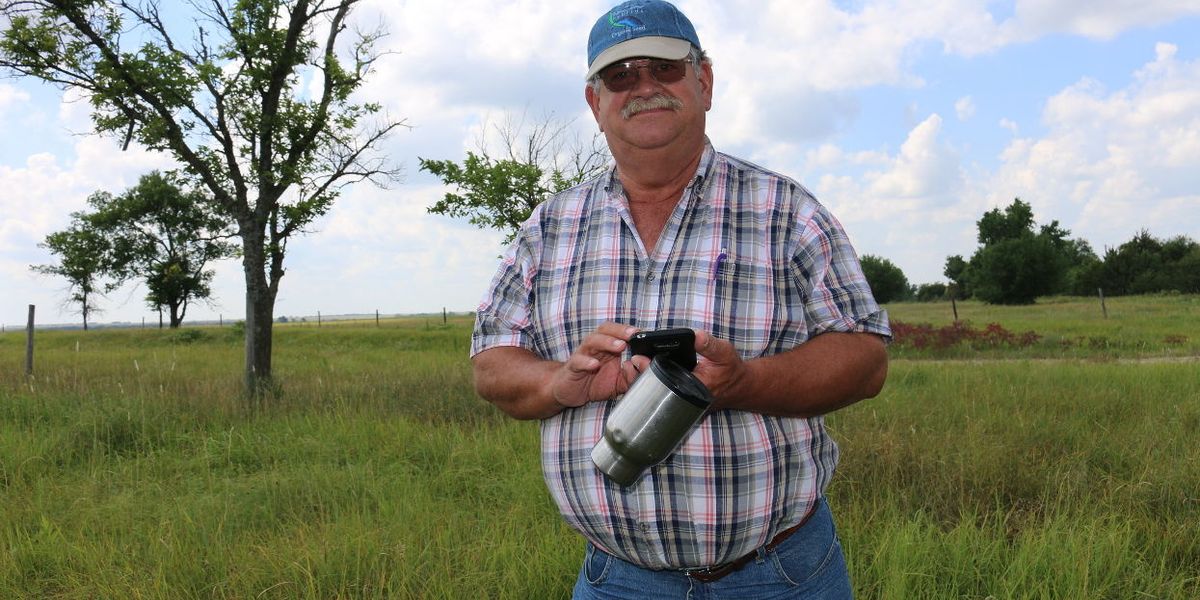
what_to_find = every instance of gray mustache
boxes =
[621,94,684,119]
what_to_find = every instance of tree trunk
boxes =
[169,301,183,328]
[242,230,276,397]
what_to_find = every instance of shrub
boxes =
[890,320,1041,351]
[170,329,207,344]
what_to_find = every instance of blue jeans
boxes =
[571,498,853,599]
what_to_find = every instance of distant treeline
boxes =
[862,199,1199,305]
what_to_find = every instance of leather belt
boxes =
[683,508,814,584]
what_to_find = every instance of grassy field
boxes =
[1,296,1197,598]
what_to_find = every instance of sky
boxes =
[3,0,1200,329]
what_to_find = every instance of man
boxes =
[470,0,890,597]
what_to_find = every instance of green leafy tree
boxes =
[915,282,947,302]
[1059,242,1098,295]
[86,172,237,328]
[958,198,1094,304]
[32,221,113,330]
[977,198,1035,246]
[420,153,546,246]
[943,254,968,299]
[966,235,1063,304]
[859,254,910,304]
[1092,231,1200,295]
[1173,243,1200,293]
[420,114,609,245]
[2,0,405,393]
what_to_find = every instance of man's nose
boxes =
[629,65,666,94]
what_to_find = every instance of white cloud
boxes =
[813,114,965,214]
[792,40,1200,284]
[680,0,1200,158]
[986,42,1200,249]
[1005,0,1200,41]
[0,140,172,240]
[870,115,965,201]
[797,113,976,283]
[56,87,94,131]
[955,96,976,121]
[0,83,31,116]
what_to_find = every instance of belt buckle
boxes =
[683,562,734,583]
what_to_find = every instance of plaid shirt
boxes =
[471,142,890,570]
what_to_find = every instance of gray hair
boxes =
[588,47,711,93]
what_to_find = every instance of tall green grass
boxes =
[831,360,1200,599]
[1,303,1197,598]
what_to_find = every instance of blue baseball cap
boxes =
[586,0,702,79]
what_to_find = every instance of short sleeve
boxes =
[791,202,891,340]
[470,224,542,357]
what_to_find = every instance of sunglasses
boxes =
[597,57,692,93]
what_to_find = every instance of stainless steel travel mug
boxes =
[591,355,714,486]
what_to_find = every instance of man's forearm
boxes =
[472,346,564,420]
[472,323,642,420]
[715,332,888,418]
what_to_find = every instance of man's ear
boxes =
[585,83,603,131]
[699,61,714,112]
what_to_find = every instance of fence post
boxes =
[1098,288,1108,319]
[318,311,322,327]
[25,305,35,377]
[443,307,448,325]
[376,310,380,327]
[951,297,959,323]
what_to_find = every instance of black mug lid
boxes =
[649,355,714,409]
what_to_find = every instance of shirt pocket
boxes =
[705,255,773,355]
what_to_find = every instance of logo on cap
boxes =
[609,12,644,30]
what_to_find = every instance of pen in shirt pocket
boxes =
[713,247,728,278]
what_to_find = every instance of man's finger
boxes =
[596,322,639,340]
[564,354,601,375]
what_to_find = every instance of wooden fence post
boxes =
[951,297,959,323]
[25,305,35,377]
[318,311,322,327]
[376,310,380,327]
[1098,288,1108,319]
[443,307,448,325]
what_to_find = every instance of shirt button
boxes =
[646,273,656,282]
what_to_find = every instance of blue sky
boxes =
[3,0,1200,328]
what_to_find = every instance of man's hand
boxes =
[688,329,888,417]
[691,330,751,406]
[550,322,642,407]
[472,322,644,420]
